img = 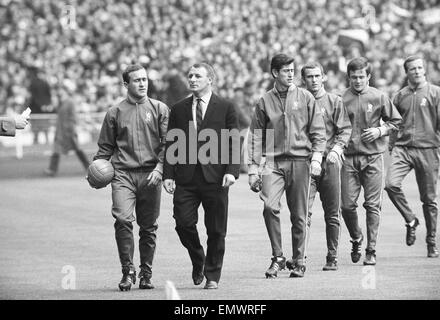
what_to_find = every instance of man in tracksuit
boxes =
[385,55,440,258]
[91,64,169,291]
[300,62,352,271]
[247,53,326,278]
[341,57,401,266]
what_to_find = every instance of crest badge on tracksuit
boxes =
[145,111,152,123]
[420,98,427,107]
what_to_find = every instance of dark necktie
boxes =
[196,98,203,131]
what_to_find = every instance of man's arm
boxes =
[153,102,170,175]
[94,110,116,161]
[163,104,177,181]
[330,97,352,158]
[380,93,402,137]
[224,100,240,179]
[247,98,266,176]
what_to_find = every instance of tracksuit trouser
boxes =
[111,168,161,276]
[307,159,341,259]
[260,158,310,265]
[341,154,384,251]
[385,146,439,245]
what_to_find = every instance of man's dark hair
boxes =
[403,55,425,73]
[189,62,216,83]
[301,61,324,80]
[270,53,295,78]
[347,57,371,76]
[122,64,145,83]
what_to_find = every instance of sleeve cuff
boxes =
[378,126,388,137]
[154,163,163,175]
[311,152,323,164]
[248,164,259,176]
[331,145,344,156]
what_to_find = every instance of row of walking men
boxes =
[87,53,439,291]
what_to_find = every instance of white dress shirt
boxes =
[192,91,212,130]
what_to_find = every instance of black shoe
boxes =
[350,236,363,263]
[289,264,306,278]
[428,245,439,258]
[286,258,294,271]
[204,280,218,289]
[192,268,204,286]
[118,270,136,291]
[406,218,419,246]
[363,249,376,265]
[139,270,154,289]
[265,256,286,278]
[322,256,338,271]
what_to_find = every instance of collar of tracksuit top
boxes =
[408,80,427,91]
[349,85,370,96]
[127,93,147,105]
[314,87,326,100]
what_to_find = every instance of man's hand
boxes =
[248,174,262,193]
[310,160,322,177]
[163,179,176,194]
[361,127,381,143]
[147,170,162,187]
[222,174,236,188]
[14,114,29,130]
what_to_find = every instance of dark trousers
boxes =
[385,146,439,245]
[260,159,310,265]
[111,168,161,276]
[173,165,229,283]
[341,154,384,251]
[307,159,341,259]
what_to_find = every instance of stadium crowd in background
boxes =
[1,0,440,126]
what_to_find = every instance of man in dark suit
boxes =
[163,62,240,290]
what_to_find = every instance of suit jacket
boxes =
[163,93,240,185]
[0,117,16,137]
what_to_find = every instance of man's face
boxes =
[303,67,323,94]
[349,68,370,93]
[406,59,426,86]
[274,63,295,89]
[188,67,212,96]
[125,68,148,99]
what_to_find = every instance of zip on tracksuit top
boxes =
[391,82,440,149]
[342,86,401,156]
[314,87,352,157]
[248,84,326,175]
[94,94,169,173]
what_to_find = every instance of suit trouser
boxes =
[385,146,439,245]
[341,154,384,251]
[260,158,310,265]
[307,159,341,259]
[173,166,229,283]
[111,168,161,276]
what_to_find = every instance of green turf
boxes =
[0,154,439,300]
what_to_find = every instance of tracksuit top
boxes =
[392,82,440,148]
[248,84,326,175]
[342,86,401,156]
[314,87,352,157]
[94,94,169,173]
